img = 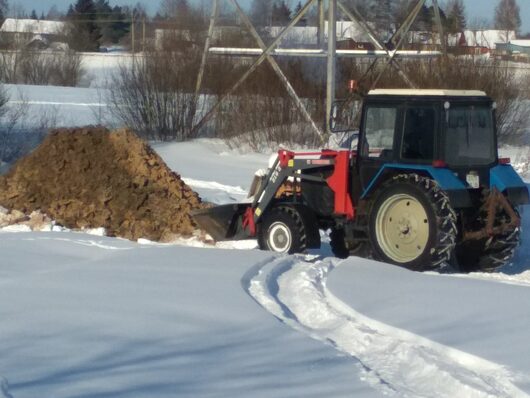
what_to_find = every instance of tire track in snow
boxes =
[0,377,13,398]
[243,257,528,397]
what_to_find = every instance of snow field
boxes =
[245,256,529,397]
[0,233,379,398]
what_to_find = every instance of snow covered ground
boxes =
[0,234,381,398]
[1,83,530,397]
[4,84,112,128]
[1,137,529,398]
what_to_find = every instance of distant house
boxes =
[337,38,375,51]
[155,26,248,50]
[404,29,515,55]
[495,40,530,62]
[0,18,66,49]
[267,26,319,46]
[266,21,369,47]
[155,28,194,50]
[448,30,516,50]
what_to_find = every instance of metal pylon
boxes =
[192,0,445,142]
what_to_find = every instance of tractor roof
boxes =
[368,89,487,97]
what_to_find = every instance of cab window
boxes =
[362,106,397,159]
[401,107,435,161]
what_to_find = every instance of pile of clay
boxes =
[0,127,203,242]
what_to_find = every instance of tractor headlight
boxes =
[466,171,480,189]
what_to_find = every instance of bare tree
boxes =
[495,0,521,40]
[107,49,202,141]
[159,0,194,27]
[445,0,466,33]
[370,0,394,37]
[46,5,63,20]
[0,84,8,119]
[0,48,84,87]
[8,2,26,18]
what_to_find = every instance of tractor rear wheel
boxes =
[479,227,521,271]
[258,205,308,254]
[369,174,457,271]
[457,208,521,273]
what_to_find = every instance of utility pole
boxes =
[318,0,325,48]
[326,0,337,136]
[142,18,146,53]
[131,11,135,53]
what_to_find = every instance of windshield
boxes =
[444,105,496,166]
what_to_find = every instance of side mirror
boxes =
[329,99,360,133]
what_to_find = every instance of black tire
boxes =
[258,205,308,254]
[369,174,457,271]
[330,228,349,259]
[479,227,521,272]
[330,228,369,259]
[457,209,521,273]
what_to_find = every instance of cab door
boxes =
[356,103,402,195]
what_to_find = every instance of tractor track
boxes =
[242,256,528,398]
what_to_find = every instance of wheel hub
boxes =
[268,222,292,253]
[375,194,430,263]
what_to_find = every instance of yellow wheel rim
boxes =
[375,194,430,263]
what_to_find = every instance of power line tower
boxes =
[193,0,446,141]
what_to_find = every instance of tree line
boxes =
[0,0,526,52]
[250,0,524,36]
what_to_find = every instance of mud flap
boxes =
[192,203,253,242]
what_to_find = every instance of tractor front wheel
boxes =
[369,174,457,271]
[258,205,308,254]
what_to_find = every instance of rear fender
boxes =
[490,165,530,206]
[361,164,471,207]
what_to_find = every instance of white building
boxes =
[0,18,67,49]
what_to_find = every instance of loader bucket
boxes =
[192,203,252,242]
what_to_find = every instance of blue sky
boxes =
[7,0,530,33]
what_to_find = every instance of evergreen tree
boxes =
[30,9,38,20]
[446,0,466,33]
[95,0,129,45]
[495,0,521,36]
[412,4,431,31]
[67,0,101,51]
[294,1,302,15]
[250,0,272,27]
[0,0,8,24]
[272,1,291,25]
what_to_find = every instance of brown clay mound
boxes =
[0,127,203,242]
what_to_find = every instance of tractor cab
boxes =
[356,89,499,203]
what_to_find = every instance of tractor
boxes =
[193,89,529,272]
